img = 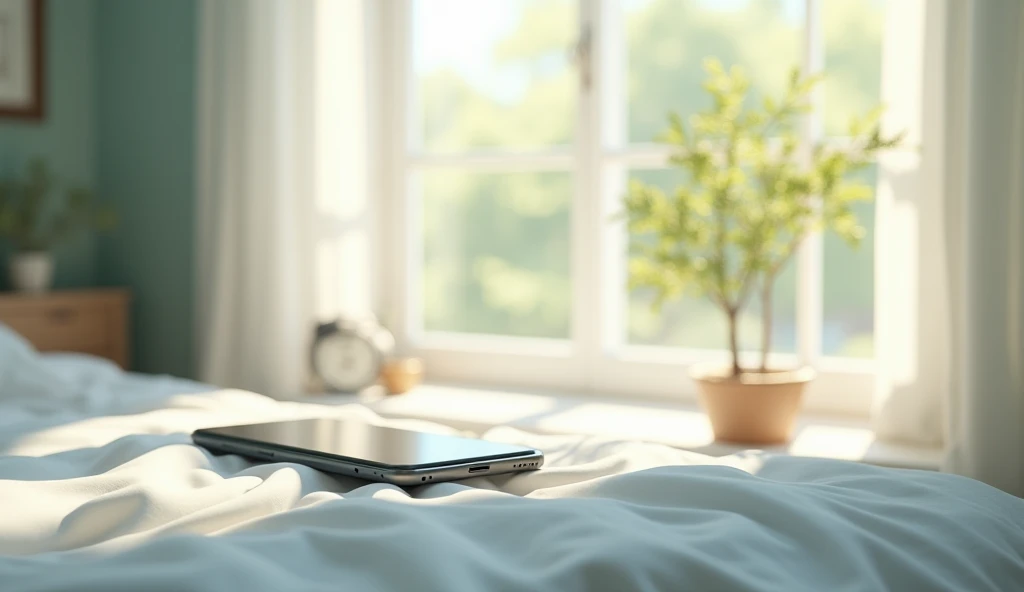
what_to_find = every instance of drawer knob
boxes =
[47,308,78,323]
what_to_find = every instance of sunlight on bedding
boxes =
[789,425,875,461]
[372,387,558,425]
[535,403,714,447]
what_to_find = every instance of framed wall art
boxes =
[0,0,44,120]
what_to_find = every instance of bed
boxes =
[1,325,1022,591]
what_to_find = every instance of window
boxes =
[380,0,905,415]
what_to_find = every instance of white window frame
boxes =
[374,0,933,417]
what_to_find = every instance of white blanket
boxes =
[1,326,1022,591]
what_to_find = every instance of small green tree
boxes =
[623,59,902,377]
[0,159,117,252]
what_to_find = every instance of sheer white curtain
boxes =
[196,0,374,397]
[872,0,1024,496]
[196,0,316,397]
[943,0,1024,496]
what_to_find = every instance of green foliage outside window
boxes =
[416,0,888,356]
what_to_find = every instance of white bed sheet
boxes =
[1,326,1023,591]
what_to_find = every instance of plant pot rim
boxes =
[381,357,424,373]
[689,363,816,386]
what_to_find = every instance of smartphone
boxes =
[192,418,544,486]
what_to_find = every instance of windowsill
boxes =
[290,383,942,471]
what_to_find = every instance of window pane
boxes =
[822,164,877,357]
[412,0,577,153]
[624,0,804,144]
[626,169,797,353]
[422,171,571,338]
[823,0,885,136]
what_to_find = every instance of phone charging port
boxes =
[468,465,490,473]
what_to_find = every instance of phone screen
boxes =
[197,419,536,469]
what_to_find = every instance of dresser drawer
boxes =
[0,289,131,368]
[2,304,111,350]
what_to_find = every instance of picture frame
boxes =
[0,0,44,120]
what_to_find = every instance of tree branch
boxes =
[734,266,760,310]
[768,231,807,278]
[760,93,802,138]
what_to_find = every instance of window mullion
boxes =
[595,0,630,365]
[797,0,825,367]
[575,0,602,387]
[408,150,576,172]
[381,0,413,351]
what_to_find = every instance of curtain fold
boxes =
[873,0,1024,496]
[943,0,1024,496]
[196,0,317,397]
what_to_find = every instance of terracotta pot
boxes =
[691,365,815,445]
[380,357,424,395]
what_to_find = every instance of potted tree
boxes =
[623,59,902,444]
[0,159,116,293]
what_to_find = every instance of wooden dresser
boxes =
[0,289,131,368]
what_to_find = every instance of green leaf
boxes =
[788,67,801,90]
[703,57,725,76]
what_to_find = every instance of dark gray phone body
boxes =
[192,418,544,486]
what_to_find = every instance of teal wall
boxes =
[95,0,197,378]
[0,0,97,289]
[0,1,200,379]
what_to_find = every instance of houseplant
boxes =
[0,159,116,292]
[623,59,902,443]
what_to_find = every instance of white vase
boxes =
[9,252,55,293]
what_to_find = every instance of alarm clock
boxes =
[312,316,395,392]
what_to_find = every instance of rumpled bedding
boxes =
[1,325,1022,591]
